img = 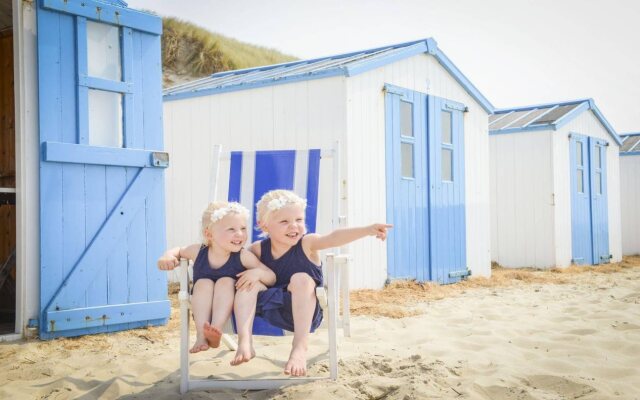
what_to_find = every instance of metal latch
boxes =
[449,269,471,278]
[151,152,169,168]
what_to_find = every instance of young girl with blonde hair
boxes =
[158,202,275,356]
[232,190,391,375]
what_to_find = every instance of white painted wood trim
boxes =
[13,0,40,338]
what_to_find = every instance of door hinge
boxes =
[151,152,170,168]
[449,269,471,279]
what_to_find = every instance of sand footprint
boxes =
[475,384,536,400]
[564,328,597,336]
[612,321,640,331]
[521,374,596,399]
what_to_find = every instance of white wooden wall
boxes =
[346,53,491,281]
[620,155,640,255]
[553,111,623,265]
[163,77,347,278]
[489,131,556,267]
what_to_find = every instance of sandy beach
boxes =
[1,257,639,400]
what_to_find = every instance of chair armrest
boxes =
[316,287,328,310]
[331,254,351,267]
[178,258,190,302]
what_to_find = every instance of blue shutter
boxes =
[384,85,429,282]
[427,96,467,283]
[37,0,168,338]
[589,139,610,264]
[570,134,592,264]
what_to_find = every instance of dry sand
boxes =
[1,257,639,399]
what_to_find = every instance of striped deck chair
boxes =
[178,144,351,392]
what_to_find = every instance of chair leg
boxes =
[179,260,190,394]
[340,261,351,337]
[221,333,238,351]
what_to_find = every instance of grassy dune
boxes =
[162,17,297,87]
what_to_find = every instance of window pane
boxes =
[441,111,452,144]
[401,142,414,178]
[594,146,601,168]
[576,141,583,166]
[89,89,123,147]
[442,148,453,181]
[577,169,583,193]
[87,20,121,81]
[595,172,602,194]
[400,101,413,137]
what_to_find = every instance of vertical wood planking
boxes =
[38,10,65,319]
[140,29,167,316]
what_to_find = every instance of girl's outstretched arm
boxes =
[305,223,392,252]
[236,249,276,290]
[157,243,201,270]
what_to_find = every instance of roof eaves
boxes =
[489,124,553,135]
[433,48,495,114]
[589,102,623,146]
[551,101,590,130]
[163,68,347,102]
[552,100,622,146]
[493,98,591,114]
[344,41,429,77]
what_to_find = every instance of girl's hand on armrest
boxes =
[157,254,179,270]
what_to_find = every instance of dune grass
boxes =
[161,17,297,87]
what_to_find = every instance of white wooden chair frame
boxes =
[178,143,351,393]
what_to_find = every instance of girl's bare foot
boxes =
[284,345,307,376]
[189,336,209,353]
[203,322,223,348]
[230,340,255,366]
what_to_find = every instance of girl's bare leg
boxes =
[190,279,214,353]
[231,282,266,366]
[286,272,317,376]
[204,277,235,348]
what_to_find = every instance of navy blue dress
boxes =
[191,246,245,288]
[255,237,324,332]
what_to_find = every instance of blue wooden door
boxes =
[385,86,429,281]
[570,134,609,265]
[427,96,467,283]
[37,0,169,338]
[589,139,609,263]
[570,134,592,264]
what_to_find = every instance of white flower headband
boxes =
[267,196,306,211]
[210,203,248,223]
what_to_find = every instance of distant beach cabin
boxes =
[619,133,640,255]
[163,38,494,289]
[2,0,169,341]
[489,99,623,268]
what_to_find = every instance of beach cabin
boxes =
[2,0,169,341]
[489,99,623,268]
[619,133,640,255]
[163,38,494,289]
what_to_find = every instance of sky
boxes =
[127,0,640,133]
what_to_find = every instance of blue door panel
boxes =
[570,135,609,265]
[570,134,592,264]
[385,86,466,284]
[37,0,168,338]
[589,140,609,264]
[385,88,429,282]
[427,97,467,284]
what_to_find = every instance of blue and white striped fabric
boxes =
[227,149,321,241]
[226,149,321,335]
